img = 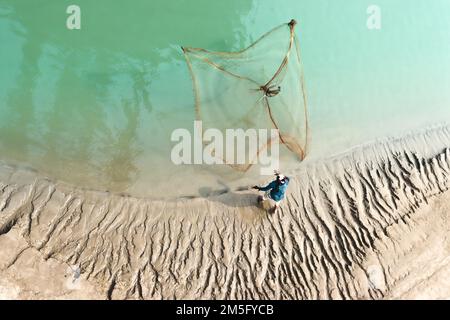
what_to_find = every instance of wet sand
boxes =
[0,124,449,299]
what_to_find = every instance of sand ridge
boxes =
[0,125,449,299]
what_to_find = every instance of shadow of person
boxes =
[197,180,261,210]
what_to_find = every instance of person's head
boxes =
[276,174,287,185]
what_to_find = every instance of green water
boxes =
[1,0,450,198]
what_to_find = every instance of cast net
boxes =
[182,19,309,171]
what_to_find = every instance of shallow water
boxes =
[1,0,450,198]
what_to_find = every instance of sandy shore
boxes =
[0,125,449,299]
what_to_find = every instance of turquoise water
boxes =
[1,0,450,198]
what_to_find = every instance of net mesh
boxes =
[182,19,309,171]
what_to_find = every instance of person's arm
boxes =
[257,180,277,191]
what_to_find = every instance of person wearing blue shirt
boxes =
[253,172,290,214]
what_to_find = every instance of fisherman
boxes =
[253,171,290,214]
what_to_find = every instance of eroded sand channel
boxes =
[0,125,449,299]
